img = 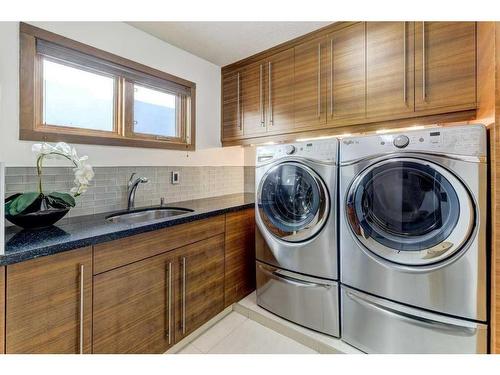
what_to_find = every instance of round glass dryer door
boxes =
[346,158,475,266]
[258,162,329,242]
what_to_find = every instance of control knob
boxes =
[285,145,296,155]
[393,135,410,148]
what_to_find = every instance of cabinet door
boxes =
[328,22,366,123]
[415,22,476,112]
[93,251,177,353]
[222,71,242,141]
[242,61,267,137]
[6,248,92,354]
[366,22,415,118]
[294,36,328,129]
[266,48,295,133]
[175,234,225,340]
[0,266,4,354]
[224,208,256,307]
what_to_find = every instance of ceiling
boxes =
[127,22,332,66]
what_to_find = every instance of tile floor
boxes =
[177,312,318,354]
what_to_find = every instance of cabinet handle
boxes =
[403,22,407,104]
[317,43,321,119]
[167,262,172,345]
[330,39,334,118]
[237,72,241,130]
[259,64,265,127]
[422,21,426,102]
[182,257,187,335]
[268,61,273,126]
[79,264,84,354]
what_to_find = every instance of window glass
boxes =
[133,84,177,137]
[42,59,114,131]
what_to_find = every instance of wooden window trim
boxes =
[19,22,196,151]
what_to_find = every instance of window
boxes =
[19,23,195,150]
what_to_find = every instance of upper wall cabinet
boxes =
[414,22,476,112]
[366,22,415,118]
[329,22,366,124]
[221,22,478,145]
[294,36,328,130]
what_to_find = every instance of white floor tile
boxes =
[207,319,318,354]
[178,344,203,354]
[190,312,247,352]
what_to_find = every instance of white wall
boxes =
[0,21,245,167]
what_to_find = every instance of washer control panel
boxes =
[256,139,338,165]
[340,124,486,163]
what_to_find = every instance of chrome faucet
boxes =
[127,173,149,211]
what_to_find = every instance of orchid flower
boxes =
[32,142,94,197]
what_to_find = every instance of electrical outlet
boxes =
[171,171,180,184]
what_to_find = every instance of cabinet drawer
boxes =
[93,215,225,274]
[341,286,487,354]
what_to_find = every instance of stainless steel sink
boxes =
[105,207,194,224]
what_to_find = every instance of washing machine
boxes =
[255,139,339,337]
[339,124,488,353]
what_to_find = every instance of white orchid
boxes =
[32,142,94,197]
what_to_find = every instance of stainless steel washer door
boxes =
[257,161,329,242]
[346,158,475,266]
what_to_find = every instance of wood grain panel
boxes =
[266,48,295,133]
[294,36,328,129]
[93,215,225,274]
[0,267,4,354]
[174,234,225,340]
[6,248,92,353]
[224,208,256,307]
[415,22,477,112]
[222,71,242,140]
[93,251,177,353]
[242,61,267,137]
[329,22,366,122]
[367,22,415,118]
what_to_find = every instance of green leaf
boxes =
[8,192,41,215]
[48,192,76,208]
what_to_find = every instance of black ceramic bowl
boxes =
[6,208,70,230]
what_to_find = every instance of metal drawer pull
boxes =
[259,264,331,289]
[317,43,321,119]
[237,72,241,130]
[422,21,426,101]
[346,290,477,335]
[403,22,407,104]
[330,38,334,117]
[268,61,273,125]
[260,64,265,127]
[167,262,172,344]
[79,264,84,354]
[182,257,187,335]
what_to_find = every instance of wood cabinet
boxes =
[265,48,295,133]
[366,22,415,118]
[241,61,267,137]
[329,22,366,123]
[174,234,225,341]
[0,267,4,354]
[93,251,177,354]
[294,36,328,129]
[222,71,242,140]
[5,248,92,354]
[224,208,256,307]
[415,22,476,112]
[221,21,478,145]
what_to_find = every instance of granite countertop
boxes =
[2,193,255,266]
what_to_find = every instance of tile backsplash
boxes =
[5,166,256,219]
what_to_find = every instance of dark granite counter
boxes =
[2,193,255,266]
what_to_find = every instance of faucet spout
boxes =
[127,173,149,211]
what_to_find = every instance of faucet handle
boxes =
[128,173,137,186]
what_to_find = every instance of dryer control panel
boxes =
[256,139,338,165]
[340,124,486,163]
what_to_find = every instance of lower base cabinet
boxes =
[93,251,178,354]
[5,248,92,354]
